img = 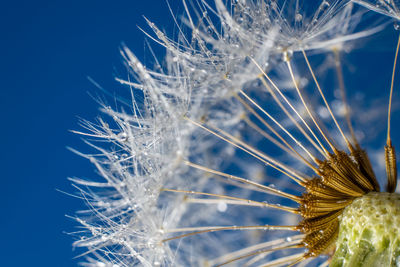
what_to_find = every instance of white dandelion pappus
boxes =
[70,45,221,266]
[71,0,397,266]
[353,0,400,20]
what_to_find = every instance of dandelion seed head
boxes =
[354,0,400,20]
[71,0,400,266]
[225,0,380,53]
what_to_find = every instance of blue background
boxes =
[0,1,181,266]
[1,1,399,266]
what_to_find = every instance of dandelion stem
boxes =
[161,188,299,213]
[384,33,400,193]
[249,56,329,159]
[216,243,302,267]
[185,116,308,184]
[183,160,301,202]
[209,234,305,266]
[334,48,357,145]
[387,32,400,145]
[239,90,319,172]
[237,95,316,167]
[242,115,297,157]
[286,57,337,156]
[258,75,326,160]
[208,120,311,180]
[259,252,307,267]
[301,49,351,153]
[162,224,298,243]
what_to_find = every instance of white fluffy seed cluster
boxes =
[332,192,400,266]
[71,0,400,266]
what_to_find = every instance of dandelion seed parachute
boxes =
[71,0,399,266]
[353,0,400,20]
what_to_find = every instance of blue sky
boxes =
[0,1,181,266]
[1,1,400,266]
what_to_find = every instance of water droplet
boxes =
[282,50,293,62]
[394,22,400,31]
[218,202,228,212]
[324,0,330,6]
[295,13,303,22]
[118,131,128,141]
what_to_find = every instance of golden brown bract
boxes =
[296,146,381,259]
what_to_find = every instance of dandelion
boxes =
[71,0,400,266]
[353,0,400,20]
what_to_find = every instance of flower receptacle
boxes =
[331,192,400,267]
